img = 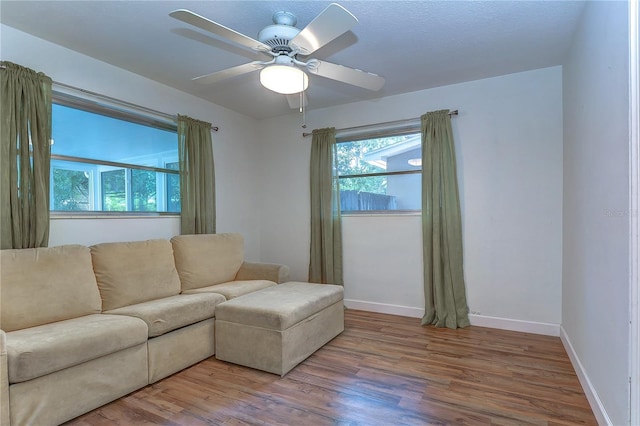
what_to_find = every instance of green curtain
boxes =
[0,61,52,249]
[177,114,216,234]
[421,110,470,329]
[309,127,343,285]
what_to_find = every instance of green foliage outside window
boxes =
[100,169,160,211]
[336,135,414,194]
[101,169,126,211]
[52,169,90,210]
[131,169,157,211]
[166,162,180,213]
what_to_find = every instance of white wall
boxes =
[258,67,564,327]
[562,1,630,424]
[0,25,263,259]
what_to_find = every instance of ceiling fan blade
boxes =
[290,3,357,55]
[310,60,385,91]
[192,62,263,85]
[170,9,271,52]
[286,92,309,109]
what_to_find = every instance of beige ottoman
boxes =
[214,281,344,376]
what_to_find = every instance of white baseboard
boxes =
[344,299,559,336]
[344,299,423,318]
[468,313,560,336]
[560,326,611,425]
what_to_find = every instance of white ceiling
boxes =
[0,1,586,120]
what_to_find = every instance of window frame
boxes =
[336,126,422,215]
[50,92,180,217]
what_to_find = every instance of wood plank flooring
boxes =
[65,310,596,425]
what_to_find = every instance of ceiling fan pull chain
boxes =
[300,89,307,129]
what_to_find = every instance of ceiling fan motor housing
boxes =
[258,11,301,53]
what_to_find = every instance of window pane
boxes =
[131,169,156,212]
[51,100,180,213]
[101,169,126,211]
[52,168,90,211]
[166,162,180,213]
[52,104,177,168]
[336,132,422,212]
[337,134,421,176]
[339,174,421,212]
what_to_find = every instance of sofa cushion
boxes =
[105,293,225,337]
[171,233,244,290]
[214,282,344,331]
[182,280,277,300]
[6,314,148,383]
[0,245,102,332]
[91,239,181,311]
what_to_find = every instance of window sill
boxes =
[341,211,421,217]
[50,212,180,220]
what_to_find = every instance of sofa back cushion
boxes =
[91,239,181,310]
[0,245,102,332]
[171,233,244,291]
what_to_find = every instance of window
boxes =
[336,132,421,212]
[50,97,180,214]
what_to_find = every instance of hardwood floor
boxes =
[65,310,596,426]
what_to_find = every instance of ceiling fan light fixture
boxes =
[260,65,308,94]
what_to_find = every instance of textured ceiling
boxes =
[0,1,586,120]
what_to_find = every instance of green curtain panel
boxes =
[177,114,216,235]
[421,110,470,329]
[309,127,343,285]
[0,61,52,249]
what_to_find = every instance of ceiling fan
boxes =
[169,3,385,102]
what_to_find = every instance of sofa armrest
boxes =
[1,330,9,426]
[235,262,290,284]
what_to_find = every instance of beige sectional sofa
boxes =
[0,233,289,426]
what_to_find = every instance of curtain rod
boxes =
[0,65,219,132]
[301,110,458,138]
[54,81,219,132]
